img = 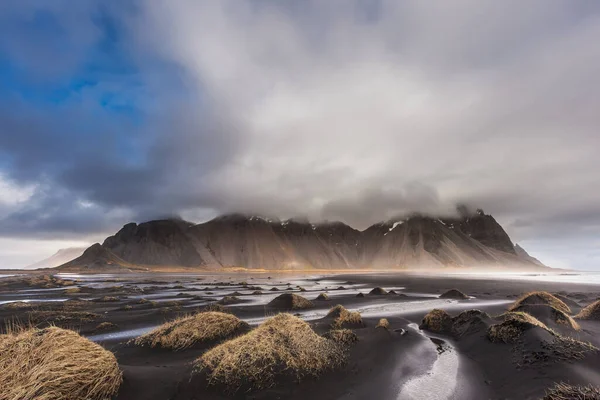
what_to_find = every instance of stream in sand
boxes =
[397,323,459,400]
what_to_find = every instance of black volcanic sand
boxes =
[2,272,600,399]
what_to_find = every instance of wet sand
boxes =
[2,271,600,399]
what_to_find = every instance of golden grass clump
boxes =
[201,303,230,313]
[195,313,345,392]
[487,312,551,343]
[2,301,33,310]
[62,299,89,310]
[22,275,76,289]
[324,329,358,346]
[95,322,118,332]
[96,296,119,303]
[327,305,363,329]
[64,287,81,294]
[421,309,453,333]
[134,311,249,351]
[512,304,580,331]
[376,318,390,330]
[508,291,571,314]
[217,296,241,305]
[0,326,122,400]
[575,300,600,320]
[268,293,313,310]
[543,382,600,400]
[27,311,100,326]
[316,293,330,301]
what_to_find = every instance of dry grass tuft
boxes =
[95,322,118,332]
[96,296,119,303]
[268,293,313,310]
[575,300,600,320]
[509,291,571,314]
[543,382,600,399]
[421,309,453,333]
[22,275,76,289]
[2,301,33,310]
[201,303,231,313]
[316,293,330,301]
[376,318,390,329]
[217,296,241,305]
[64,287,81,294]
[327,305,363,329]
[488,312,551,343]
[27,311,100,327]
[0,326,121,400]
[324,329,358,346]
[542,336,598,362]
[134,311,249,351]
[195,313,345,392]
[62,299,89,310]
[512,304,580,330]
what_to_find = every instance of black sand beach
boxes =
[2,271,600,400]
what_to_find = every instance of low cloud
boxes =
[1,1,600,268]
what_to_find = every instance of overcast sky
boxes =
[1,1,600,269]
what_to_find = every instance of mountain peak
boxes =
[53,210,546,271]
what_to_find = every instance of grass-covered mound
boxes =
[451,310,491,337]
[488,312,550,343]
[369,287,387,295]
[0,327,121,400]
[575,300,600,320]
[543,382,600,400]
[134,311,249,351]
[511,304,580,331]
[94,322,118,332]
[217,296,242,305]
[489,312,597,364]
[323,329,358,346]
[27,311,100,327]
[22,275,76,289]
[420,309,453,333]
[439,289,469,300]
[508,291,571,314]
[326,305,364,329]
[2,301,33,310]
[376,318,390,329]
[421,309,490,337]
[316,293,330,301]
[267,293,313,310]
[194,313,345,392]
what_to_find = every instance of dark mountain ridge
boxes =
[57,209,547,271]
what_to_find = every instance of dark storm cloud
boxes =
[2,0,600,268]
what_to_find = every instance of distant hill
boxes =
[56,209,548,271]
[26,247,87,269]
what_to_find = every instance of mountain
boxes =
[58,243,146,272]
[514,243,546,268]
[56,210,548,271]
[26,247,87,269]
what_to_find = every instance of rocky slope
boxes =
[56,210,547,271]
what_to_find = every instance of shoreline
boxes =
[2,272,600,399]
